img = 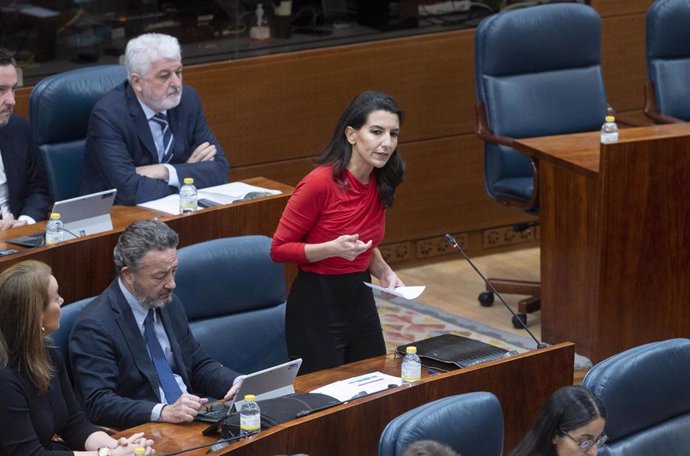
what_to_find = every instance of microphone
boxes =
[444,234,547,349]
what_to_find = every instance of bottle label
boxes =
[240,413,261,432]
[601,132,619,144]
[401,361,421,382]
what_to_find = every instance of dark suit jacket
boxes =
[81,81,229,205]
[68,279,239,429]
[0,115,50,221]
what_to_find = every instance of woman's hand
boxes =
[305,234,372,262]
[112,432,155,456]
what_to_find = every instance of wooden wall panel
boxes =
[184,30,476,168]
[600,12,649,112]
[590,0,653,17]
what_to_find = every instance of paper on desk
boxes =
[311,371,402,402]
[137,182,282,215]
[364,282,426,300]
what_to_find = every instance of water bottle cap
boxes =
[244,394,256,401]
[406,346,417,354]
[183,177,194,184]
[50,213,60,219]
[605,115,615,122]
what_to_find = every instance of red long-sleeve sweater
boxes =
[270,166,385,275]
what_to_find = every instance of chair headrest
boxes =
[646,0,690,61]
[29,65,126,146]
[583,338,690,441]
[175,235,286,321]
[475,3,601,102]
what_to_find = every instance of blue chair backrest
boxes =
[646,0,690,121]
[48,297,94,380]
[474,3,608,205]
[175,235,289,374]
[29,65,126,201]
[378,391,504,456]
[582,338,690,456]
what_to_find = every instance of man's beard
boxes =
[131,281,172,309]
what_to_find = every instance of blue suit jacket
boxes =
[81,81,229,205]
[68,279,239,429]
[0,115,50,221]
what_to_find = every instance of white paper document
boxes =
[310,371,402,402]
[137,182,282,215]
[364,282,426,300]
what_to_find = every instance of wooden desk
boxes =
[0,177,292,303]
[119,343,574,455]
[516,123,690,362]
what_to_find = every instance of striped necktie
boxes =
[152,113,174,164]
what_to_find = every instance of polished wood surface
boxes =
[119,343,574,456]
[0,177,292,303]
[516,124,690,362]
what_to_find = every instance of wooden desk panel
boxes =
[516,124,690,362]
[119,343,574,456]
[0,178,292,303]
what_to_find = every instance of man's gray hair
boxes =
[114,220,179,273]
[402,440,460,456]
[125,33,181,79]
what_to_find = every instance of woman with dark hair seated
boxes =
[0,260,155,456]
[511,385,607,456]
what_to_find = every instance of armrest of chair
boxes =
[475,102,539,212]
[643,81,685,124]
[475,102,515,147]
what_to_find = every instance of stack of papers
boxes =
[311,371,402,402]
[137,182,282,215]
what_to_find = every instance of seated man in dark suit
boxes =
[69,220,240,429]
[81,33,229,205]
[0,48,50,229]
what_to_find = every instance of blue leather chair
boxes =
[175,235,289,374]
[29,65,126,201]
[474,3,609,325]
[644,0,690,123]
[378,392,504,456]
[582,338,690,456]
[48,296,94,380]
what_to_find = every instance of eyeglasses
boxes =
[562,431,608,452]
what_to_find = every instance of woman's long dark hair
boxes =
[314,90,405,208]
[510,385,606,456]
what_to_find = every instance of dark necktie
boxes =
[151,113,175,164]
[143,309,182,403]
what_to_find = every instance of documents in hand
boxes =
[364,282,426,300]
[310,371,402,402]
[137,182,282,215]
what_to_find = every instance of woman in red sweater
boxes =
[271,90,406,374]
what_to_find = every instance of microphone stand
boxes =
[444,234,547,349]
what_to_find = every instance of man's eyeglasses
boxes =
[562,431,608,452]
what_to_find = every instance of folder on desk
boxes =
[396,334,510,371]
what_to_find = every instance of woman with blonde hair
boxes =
[0,260,154,456]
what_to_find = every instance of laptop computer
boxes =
[196,358,303,422]
[8,189,117,247]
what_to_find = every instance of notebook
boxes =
[8,189,117,247]
[196,358,303,422]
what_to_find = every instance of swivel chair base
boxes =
[478,278,540,329]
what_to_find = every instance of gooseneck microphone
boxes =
[444,234,547,350]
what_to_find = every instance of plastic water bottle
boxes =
[600,115,619,144]
[239,394,261,437]
[401,346,422,383]
[45,213,64,245]
[179,177,197,214]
